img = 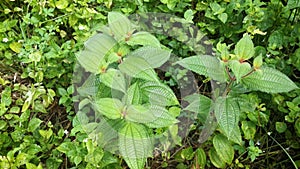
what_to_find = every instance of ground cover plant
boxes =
[1,0,300,168]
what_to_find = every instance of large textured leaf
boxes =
[100,69,126,93]
[241,67,298,93]
[140,81,179,107]
[128,46,171,68]
[125,82,141,105]
[126,105,177,128]
[213,134,234,164]
[77,74,101,97]
[234,34,254,60]
[144,106,178,128]
[176,55,226,82]
[229,60,252,83]
[220,125,242,145]
[93,98,123,119]
[77,33,117,73]
[119,57,159,81]
[108,12,132,41]
[209,147,226,168]
[119,122,153,169]
[214,97,240,138]
[183,94,212,122]
[127,31,160,47]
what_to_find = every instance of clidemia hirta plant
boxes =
[74,12,298,169]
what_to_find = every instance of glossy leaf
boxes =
[176,55,226,82]
[241,67,298,93]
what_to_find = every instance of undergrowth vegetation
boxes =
[0,0,300,168]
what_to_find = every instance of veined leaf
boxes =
[214,97,240,138]
[241,67,299,93]
[209,147,226,168]
[77,74,101,97]
[140,81,179,107]
[129,46,171,68]
[176,55,226,82]
[119,57,159,81]
[125,82,141,105]
[93,98,123,119]
[183,94,212,122]
[119,122,153,169]
[144,106,178,128]
[125,105,177,128]
[234,34,254,60]
[108,12,132,41]
[213,134,234,164]
[100,68,126,93]
[77,33,117,73]
[229,60,252,83]
[220,125,242,145]
[127,31,160,47]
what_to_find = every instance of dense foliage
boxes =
[1,0,300,168]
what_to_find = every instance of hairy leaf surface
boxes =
[241,67,298,93]
[176,55,226,82]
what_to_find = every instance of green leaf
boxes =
[119,57,158,81]
[234,34,254,60]
[127,31,160,47]
[241,121,256,140]
[241,67,298,93]
[57,142,76,154]
[181,146,194,160]
[77,33,117,73]
[209,147,226,168]
[126,105,177,128]
[108,12,132,41]
[119,122,153,169]
[100,69,126,93]
[128,46,171,68]
[218,13,228,24]
[210,2,225,14]
[28,118,42,132]
[220,125,242,145]
[140,81,179,107]
[55,0,69,9]
[9,42,22,53]
[176,55,226,82]
[253,54,263,69]
[213,134,234,164]
[184,9,194,23]
[275,122,287,133]
[94,98,123,119]
[214,97,240,138]
[194,148,206,169]
[125,82,141,105]
[229,60,252,83]
[287,0,300,9]
[183,94,212,122]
